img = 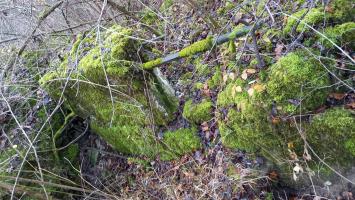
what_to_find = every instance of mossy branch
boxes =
[53,111,76,162]
[142,25,252,70]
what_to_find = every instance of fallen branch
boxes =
[142,25,252,69]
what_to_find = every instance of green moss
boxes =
[61,144,79,163]
[228,25,250,40]
[142,58,163,69]
[345,139,355,156]
[216,78,249,107]
[178,36,213,57]
[180,72,193,85]
[327,0,354,22]
[284,1,354,35]
[307,108,355,165]
[283,8,324,34]
[217,1,235,15]
[39,25,188,159]
[194,82,204,90]
[141,9,158,25]
[207,67,222,89]
[194,58,210,76]
[160,0,173,11]
[266,51,330,114]
[228,40,236,53]
[217,81,277,151]
[183,99,213,124]
[319,22,355,49]
[0,148,18,198]
[159,127,201,160]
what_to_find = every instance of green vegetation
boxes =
[228,25,250,40]
[178,36,213,57]
[143,58,163,69]
[160,128,202,160]
[8,1,353,197]
[266,51,330,114]
[283,8,324,34]
[207,67,222,89]
[284,0,354,35]
[307,108,355,165]
[319,22,355,49]
[39,25,203,160]
[183,99,213,124]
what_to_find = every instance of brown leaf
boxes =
[229,72,236,80]
[283,16,288,25]
[268,170,279,180]
[329,93,347,100]
[202,83,211,97]
[287,142,294,149]
[345,102,355,110]
[289,151,298,160]
[201,121,209,132]
[241,72,248,80]
[223,72,228,83]
[315,105,327,114]
[253,83,265,92]
[271,117,280,124]
[275,43,284,60]
[247,88,254,96]
[183,172,194,179]
[303,148,312,161]
[235,86,243,93]
[325,5,333,13]
[246,68,257,74]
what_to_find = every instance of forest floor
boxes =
[0,0,354,199]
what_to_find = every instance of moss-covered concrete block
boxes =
[216,50,353,179]
[307,108,355,165]
[266,51,330,114]
[39,25,194,159]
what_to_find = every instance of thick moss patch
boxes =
[39,25,198,159]
[319,22,355,49]
[216,50,353,177]
[159,127,202,160]
[183,99,213,124]
[284,0,354,35]
[284,8,324,34]
[307,108,355,165]
[266,51,330,114]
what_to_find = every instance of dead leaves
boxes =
[241,68,257,80]
[202,83,211,97]
[201,121,209,132]
[241,72,248,80]
[268,170,279,180]
[292,163,304,181]
[274,43,284,60]
[345,102,355,110]
[247,88,255,96]
[252,83,265,92]
[329,93,347,100]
